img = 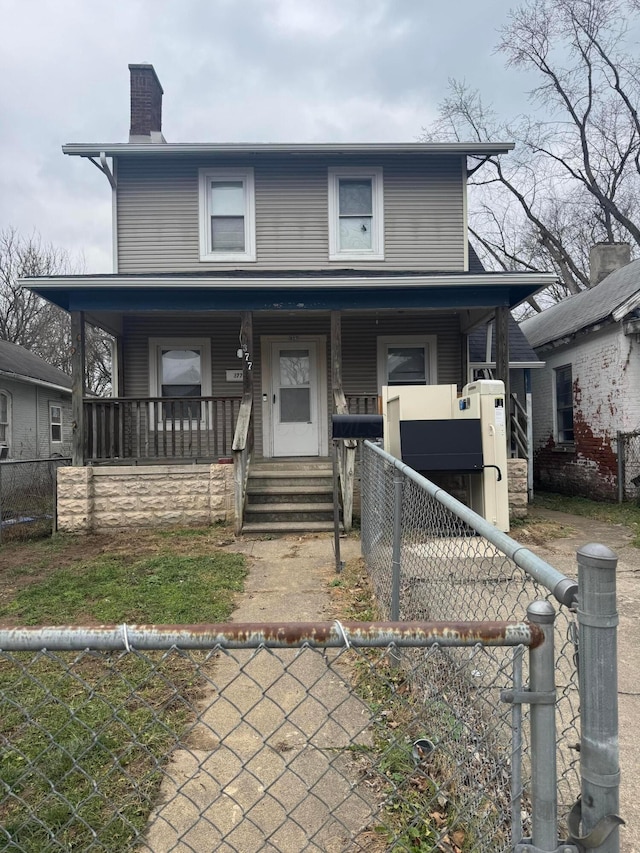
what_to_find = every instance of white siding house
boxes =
[0,339,72,460]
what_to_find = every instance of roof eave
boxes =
[0,369,72,395]
[61,142,516,158]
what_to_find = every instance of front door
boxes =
[270,341,320,457]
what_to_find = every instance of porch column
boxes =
[70,311,86,466]
[494,306,511,445]
[114,335,125,397]
[330,310,343,404]
[240,311,254,399]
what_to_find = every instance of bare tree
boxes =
[422,0,640,306]
[0,227,112,393]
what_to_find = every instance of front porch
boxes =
[25,269,552,533]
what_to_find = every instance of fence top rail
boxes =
[364,440,578,608]
[0,457,71,466]
[83,395,241,405]
[0,619,543,652]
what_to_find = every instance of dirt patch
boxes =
[509,515,577,547]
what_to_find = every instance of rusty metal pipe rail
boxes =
[0,620,542,652]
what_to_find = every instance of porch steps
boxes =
[241,459,337,534]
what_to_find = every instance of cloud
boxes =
[0,0,530,272]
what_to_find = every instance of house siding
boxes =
[531,324,636,499]
[121,311,463,457]
[116,154,466,273]
[0,378,71,460]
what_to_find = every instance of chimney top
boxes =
[589,242,631,286]
[129,64,165,143]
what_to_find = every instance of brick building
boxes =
[521,246,640,500]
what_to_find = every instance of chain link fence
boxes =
[0,458,70,543]
[617,429,640,501]
[360,441,582,840]
[0,620,547,853]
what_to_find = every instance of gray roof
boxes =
[521,259,640,348]
[469,315,541,366]
[0,339,72,391]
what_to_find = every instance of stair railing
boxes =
[510,393,529,459]
[232,392,254,535]
[333,388,357,533]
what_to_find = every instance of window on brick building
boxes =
[555,365,574,444]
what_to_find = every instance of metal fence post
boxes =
[390,472,403,621]
[0,461,3,545]
[575,543,622,852]
[527,599,558,851]
[617,431,624,504]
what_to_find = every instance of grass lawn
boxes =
[0,525,247,851]
[532,491,640,547]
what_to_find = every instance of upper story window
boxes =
[555,364,574,444]
[0,392,9,446]
[328,167,384,261]
[50,404,62,444]
[199,168,256,262]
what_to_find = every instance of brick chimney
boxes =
[129,64,165,143]
[589,242,631,286]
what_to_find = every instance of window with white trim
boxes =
[49,404,62,444]
[199,168,256,262]
[554,364,574,444]
[149,338,212,424]
[328,167,384,260]
[377,336,437,390]
[0,392,9,445]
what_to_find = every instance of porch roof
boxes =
[24,270,555,317]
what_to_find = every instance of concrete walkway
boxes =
[144,534,372,852]
[142,516,638,852]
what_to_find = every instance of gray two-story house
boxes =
[25,64,553,534]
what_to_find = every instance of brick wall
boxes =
[531,324,638,499]
[57,464,233,532]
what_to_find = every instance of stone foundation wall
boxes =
[508,458,528,520]
[57,464,234,533]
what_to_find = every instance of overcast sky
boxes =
[1,0,536,273]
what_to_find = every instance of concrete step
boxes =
[241,520,338,535]
[244,504,335,524]
[248,489,333,504]
[242,459,337,533]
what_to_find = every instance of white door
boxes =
[271,342,320,457]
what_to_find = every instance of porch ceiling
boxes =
[23,271,555,316]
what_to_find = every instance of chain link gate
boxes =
[0,617,556,852]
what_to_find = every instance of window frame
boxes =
[198,167,256,262]
[376,335,438,392]
[328,167,384,261]
[149,338,212,428]
[49,403,63,445]
[554,363,575,445]
[0,391,10,448]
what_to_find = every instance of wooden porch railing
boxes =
[232,393,254,535]
[83,396,241,462]
[345,394,379,415]
[510,393,529,460]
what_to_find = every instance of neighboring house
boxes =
[24,64,554,533]
[0,338,72,459]
[520,245,638,500]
